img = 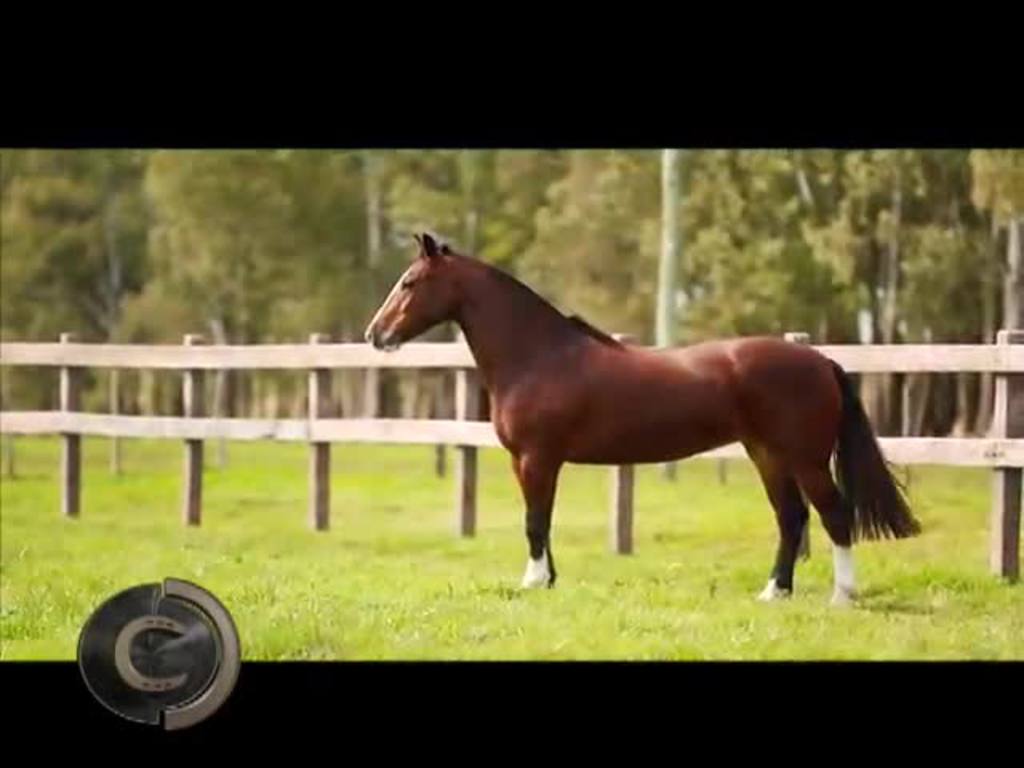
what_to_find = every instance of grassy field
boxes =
[1,436,1021,660]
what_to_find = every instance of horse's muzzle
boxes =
[365,325,401,351]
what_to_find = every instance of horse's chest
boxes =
[490,384,575,454]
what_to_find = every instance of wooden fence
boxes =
[1,330,1021,581]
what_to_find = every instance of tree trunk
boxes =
[860,239,884,431]
[363,150,382,418]
[163,373,175,417]
[976,217,1001,435]
[93,182,125,471]
[267,374,280,419]
[252,374,263,419]
[657,149,681,347]
[951,372,974,437]
[879,166,903,435]
[101,182,123,339]
[461,150,481,254]
[398,372,419,420]
[910,371,932,436]
[292,385,306,418]
[658,149,681,480]
[140,369,156,416]
[339,370,361,419]
[239,371,251,419]
[1006,215,1023,330]
[364,152,382,269]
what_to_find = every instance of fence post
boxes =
[610,463,635,555]
[991,329,1022,582]
[784,332,812,560]
[610,334,636,554]
[308,333,331,531]
[59,332,81,518]
[182,334,204,526]
[454,366,479,537]
[110,369,121,475]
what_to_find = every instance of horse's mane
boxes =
[565,314,625,348]
[456,247,625,349]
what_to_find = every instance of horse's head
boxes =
[364,232,462,351]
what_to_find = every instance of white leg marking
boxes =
[831,545,856,606]
[757,577,791,602]
[521,550,551,589]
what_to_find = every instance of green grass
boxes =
[1,436,1021,660]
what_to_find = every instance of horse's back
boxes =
[556,338,742,463]
[612,335,842,467]
[499,333,841,467]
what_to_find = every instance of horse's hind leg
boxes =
[746,444,810,601]
[792,464,856,607]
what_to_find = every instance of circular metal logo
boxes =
[77,578,241,730]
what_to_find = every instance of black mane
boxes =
[565,314,625,348]
[460,250,625,349]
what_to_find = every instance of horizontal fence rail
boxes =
[2,412,1022,467]
[2,341,1023,373]
[2,330,1021,582]
[0,342,477,370]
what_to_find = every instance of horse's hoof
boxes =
[830,588,856,608]
[520,555,551,589]
[757,578,792,602]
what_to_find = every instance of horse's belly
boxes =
[565,399,737,465]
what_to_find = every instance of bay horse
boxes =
[365,233,921,606]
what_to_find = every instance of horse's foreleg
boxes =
[512,452,562,589]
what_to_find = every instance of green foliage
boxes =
[683,151,847,340]
[970,149,1024,222]
[1,150,148,342]
[480,150,568,272]
[0,148,1010,349]
[141,150,299,342]
[522,150,660,338]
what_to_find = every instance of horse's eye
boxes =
[401,278,416,290]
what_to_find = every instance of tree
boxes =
[682,150,850,342]
[521,150,660,339]
[971,150,1024,330]
[2,150,149,412]
[1,149,148,343]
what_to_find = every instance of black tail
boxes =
[831,362,921,541]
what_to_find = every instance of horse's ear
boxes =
[420,232,441,260]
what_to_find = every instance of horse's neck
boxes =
[454,266,574,393]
